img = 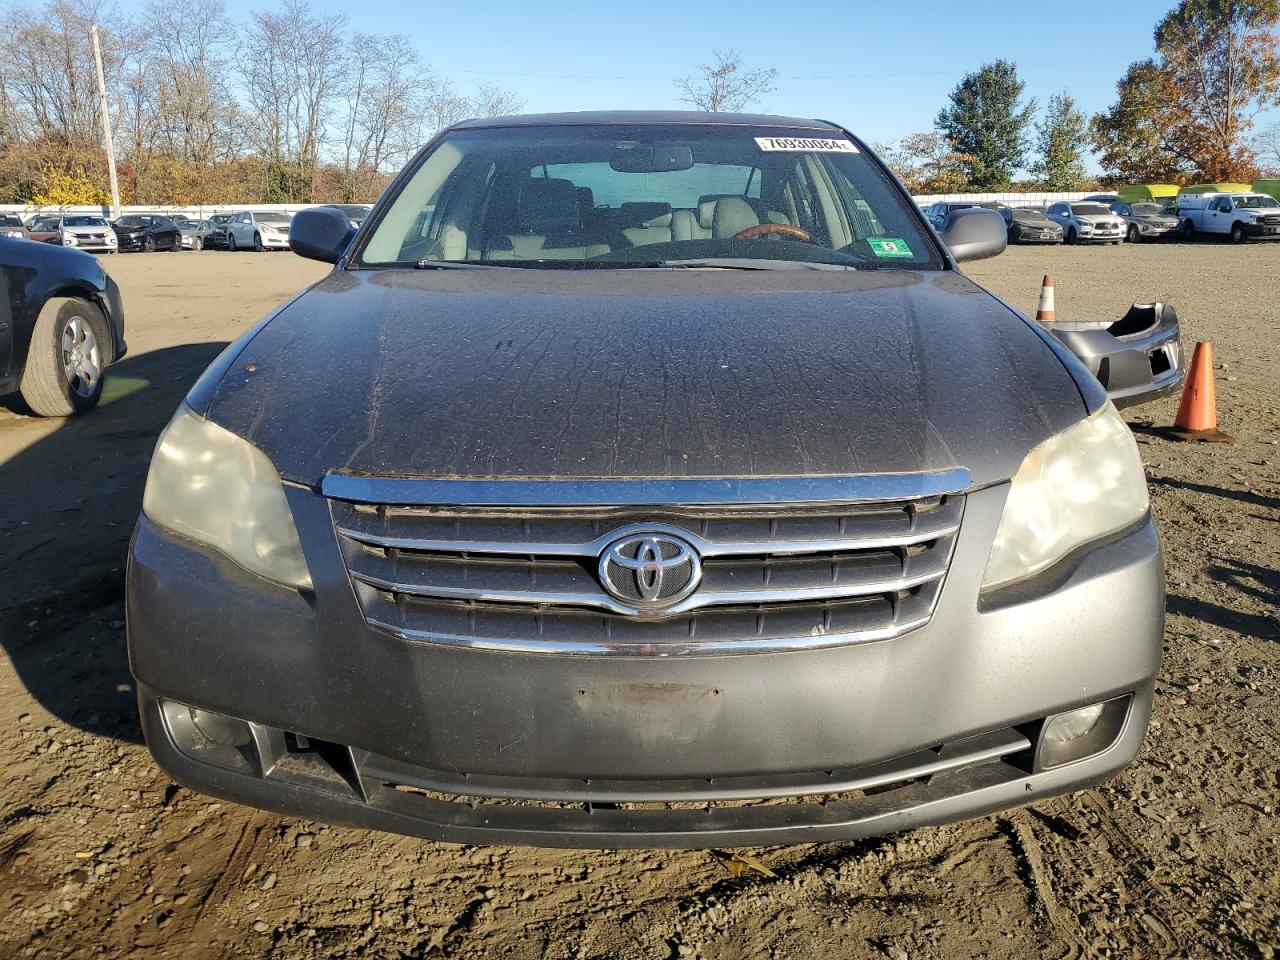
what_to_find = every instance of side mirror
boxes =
[941,208,1007,263]
[289,206,357,264]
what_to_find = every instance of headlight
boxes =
[982,403,1148,590]
[62,235,77,245]
[142,405,313,589]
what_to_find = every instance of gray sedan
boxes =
[128,111,1162,849]
[1111,202,1181,243]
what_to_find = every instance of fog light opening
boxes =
[1043,703,1105,743]
[189,707,253,747]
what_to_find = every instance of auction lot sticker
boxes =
[754,137,859,153]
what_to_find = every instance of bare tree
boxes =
[240,0,346,201]
[469,82,525,119]
[677,49,777,112]
[1254,122,1280,175]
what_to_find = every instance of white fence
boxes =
[911,191,1100,208]
[2,191,1103,222]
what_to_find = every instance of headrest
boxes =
[517,178,580,232]
[575,186,595,213]
[698,194,733,229]
[620,201,673,228]
[711,196,760,239]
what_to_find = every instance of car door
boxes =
[0,264,12,379]
[235,213,252,245]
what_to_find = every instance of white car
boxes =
[1044,202,1126,245]
[59,215,118,253]
[227,211,293,251]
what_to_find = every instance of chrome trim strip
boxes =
[364,613,933,656]
[335,518,961,559]
[350,567,944,616]
[323,469,972,507]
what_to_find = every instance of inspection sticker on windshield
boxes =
[754,137,858,153]
[867,237,913,258]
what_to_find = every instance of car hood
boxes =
[201,268,1090,488]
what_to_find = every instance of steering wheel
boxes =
[730,223,812,242]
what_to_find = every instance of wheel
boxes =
[1230,222,1245,244]
[1127,224,1140,243]
[19,298,109,416]
[1182,220,1196,240]
[143,234,156,252]
[228,232,238,251]
[253,231,264,252]
[192,236,203,251]
[1065,227,1078,245]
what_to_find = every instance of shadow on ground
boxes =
[0,342,228,743]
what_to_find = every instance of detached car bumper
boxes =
[128,479,1164,848]
[1046,302,1184,409]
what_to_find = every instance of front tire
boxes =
[1230,222,1245,244]
[19,298,109,417]
[143,235,156,253]
[253,232,264,252]
[1127,224,1140,243]
[192,236,203,251]
[1065,227,1078,245]
[228,233,238,251]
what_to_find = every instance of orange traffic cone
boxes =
[1165,341,1234,443]
[1035,275,1056,324]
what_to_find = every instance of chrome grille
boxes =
[327,474,966,656]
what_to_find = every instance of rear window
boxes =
[542,162,760,210]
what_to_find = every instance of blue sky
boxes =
[213,0,1273,173]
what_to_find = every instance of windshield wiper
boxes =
[647,258,859,272]
[413,259,495,269]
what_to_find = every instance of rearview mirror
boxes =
[289,206,357,264]
[940,208,1007,263]
[609,144,694,173]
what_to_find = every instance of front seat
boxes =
[711,196,760,239]
[486,178,609,260]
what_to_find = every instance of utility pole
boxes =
[90,25,121,220]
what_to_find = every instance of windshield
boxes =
[357,124,940,270]
[333,204,370,216]
[1129,203,1164,216]
[255,213,292,224]
[1071,204,1112,216]
[1013,209,1050,223]
[118,217,146,226]
[63,216,108,227]
[1233,194,1280,208]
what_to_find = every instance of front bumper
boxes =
[258,231,290,248]
[115,234,147,251]
[1243,221,1280,239]
[128,483,1165,848]
[1047,303,1184,409]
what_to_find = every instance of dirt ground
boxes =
[0,243,1276,959]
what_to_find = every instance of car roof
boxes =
[450,110,843,131]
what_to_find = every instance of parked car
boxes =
[1110,202,1180,243]
[1045,201,1126,244]
[1000,206,1063,244]
[1117,184,1179,212]
[58,214,118,253]
[1040,302,1183,408]
[925,201,1000,231]
[1,213,28,240]
[1178,192,1280,243]
[25,216,62,245]
[169,217,201,249]
[0,235,126,415]
[130,111,1160,850]
[325,204,373,229]
[113,214,182,252]
[194,214,235,250]
[226,211,293,251]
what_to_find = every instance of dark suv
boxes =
[128,112,1163,849]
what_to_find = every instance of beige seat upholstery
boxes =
[712,196,761,239]
[486,178,609,260]
[619,202,673,246]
